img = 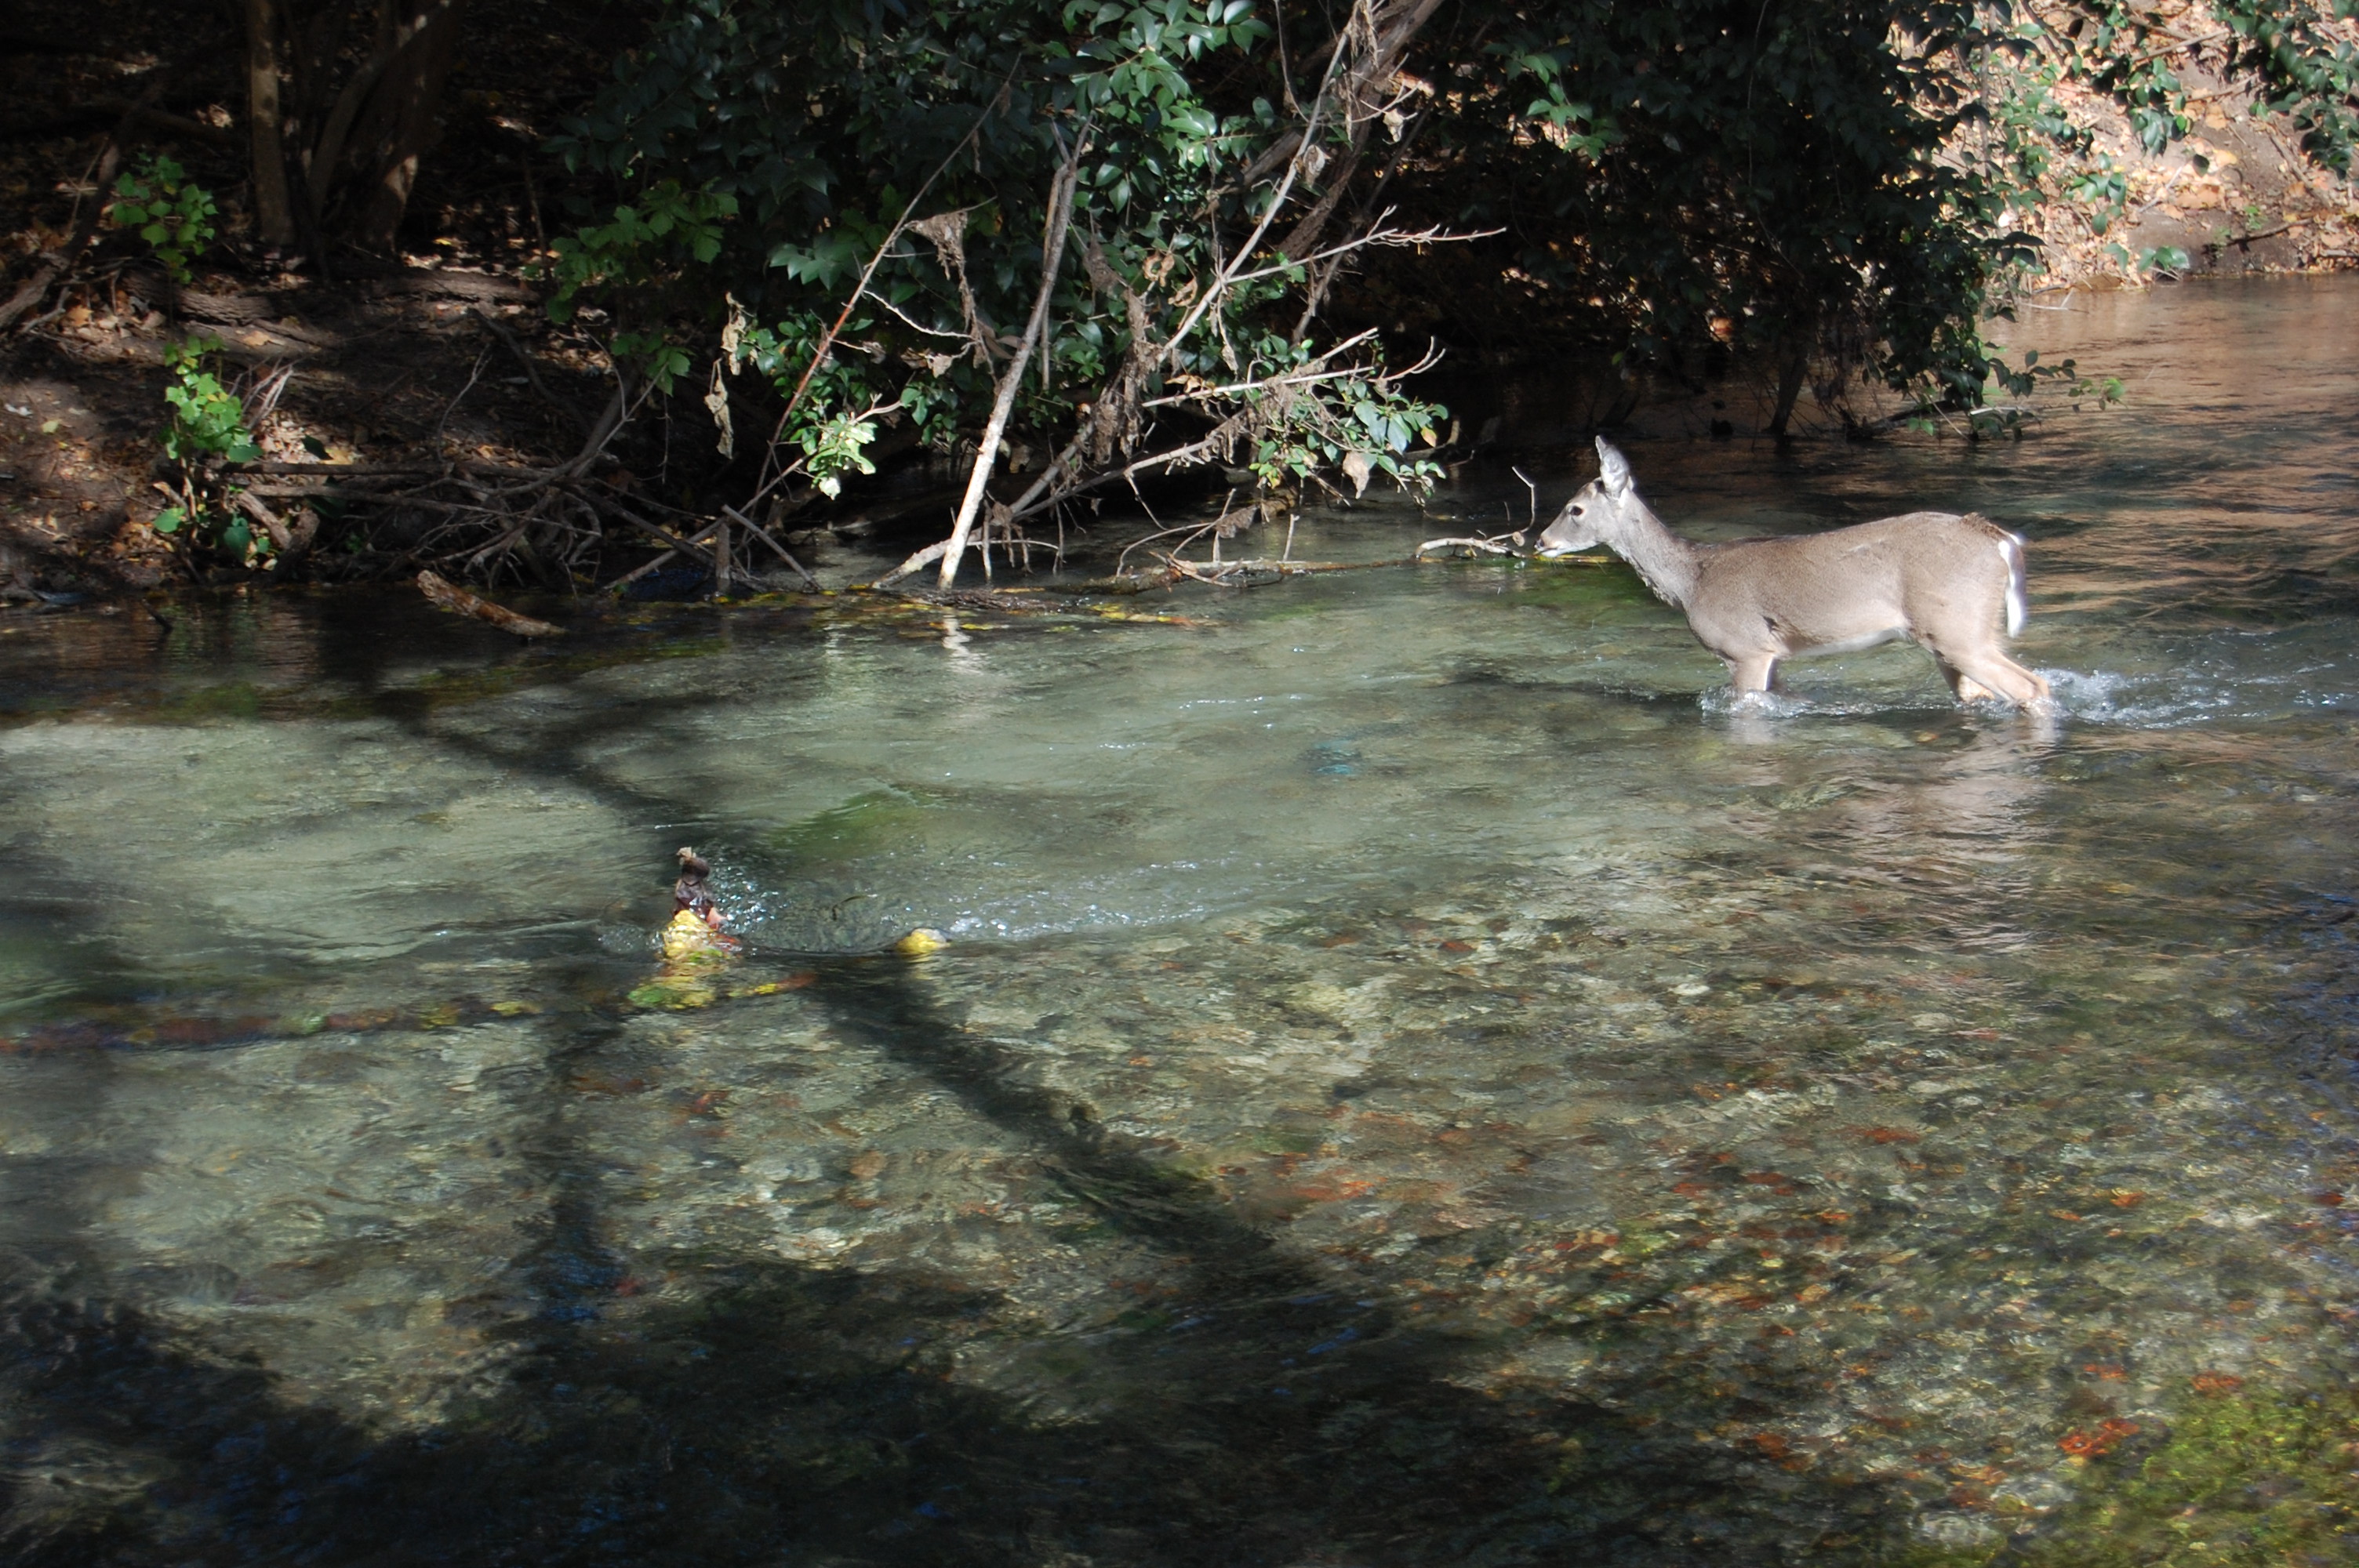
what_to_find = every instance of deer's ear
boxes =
[1594,437,1634,495]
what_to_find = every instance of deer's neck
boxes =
[1607,502,1701,608]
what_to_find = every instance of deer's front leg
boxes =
[1727,653,1779,694]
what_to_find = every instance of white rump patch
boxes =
[1998,535,2029,637]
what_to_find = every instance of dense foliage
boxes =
[1394,0,2016,419]
[537,0,2012,561]
[2055,0,2359,170]
[524,0,2355,572]
[551,0,1459,530]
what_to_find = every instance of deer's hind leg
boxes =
[1931,643,2050,708]
[1929,653,1997,703]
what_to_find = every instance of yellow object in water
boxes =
[660,908,735,965]
[892,927,950,956]
[634,912,740,1008]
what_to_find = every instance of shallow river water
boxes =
[3,279,2358,1566]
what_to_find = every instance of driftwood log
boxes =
[416,569,563,636]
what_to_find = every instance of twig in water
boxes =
[721,503,820,590]
[417,569,563,636]
[1112,481,1186,576]
[607,516,723,592]
[873,538,952,587]
[1415,533,1526,557]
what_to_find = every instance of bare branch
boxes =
[1415,532,1527,557]
[722,503,820,589]
[1510,466,1539,531]
[939,146,1085,587]
[1136,326,1449,411]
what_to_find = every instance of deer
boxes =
[1536,437,2052,709]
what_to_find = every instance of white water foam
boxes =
[1691,658,2358,730]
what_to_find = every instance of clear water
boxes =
[3,279,2357,1566]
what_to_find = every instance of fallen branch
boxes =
[1158,540,1606,586]
[416,569,563,636]
[874,537,956,587]
[1415,532,1526,556]
[883,5,1476,568]
[607,514,719,576]
[1005,426,1241,531]
[558,376,633,479]
[1165,554,1408,583]
[236,461,448,477]
[232,489,318,559]
[761,62,1022,485]
[48,95,241,147]
[2217,220,2299,246]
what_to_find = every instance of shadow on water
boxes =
[0,596,2095,1561]
[2,953,1951,1566]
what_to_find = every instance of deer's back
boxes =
[1686,512,2015,654]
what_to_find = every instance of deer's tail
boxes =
[1998,531,2030,637]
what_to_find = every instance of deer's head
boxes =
[1536,437,1638,557]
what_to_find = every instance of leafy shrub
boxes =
[152,337,265,557]
[109,154,218,287]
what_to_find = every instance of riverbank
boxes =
[1977,2,2359,292]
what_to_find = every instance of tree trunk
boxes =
[245,0,297,249]
[238,1,464,252]
[1768,316,1814,437]
[347,0,464,251]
